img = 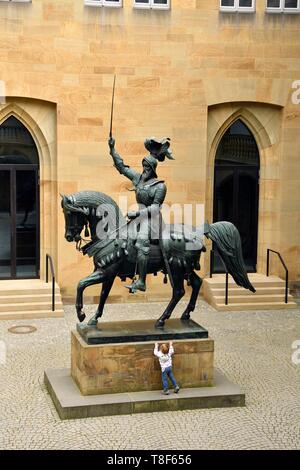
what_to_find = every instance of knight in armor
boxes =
[109,136,174,293]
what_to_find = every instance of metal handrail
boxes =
[46,254,56,312]
[266,249,289,304]
[210,249,229,305]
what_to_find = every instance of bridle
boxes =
[65,210,90,251]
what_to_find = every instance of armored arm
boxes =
[131,182,167,219]
[108,138,140,183]
[153,183,167,206]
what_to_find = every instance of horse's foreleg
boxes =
[181,271,202,321]
[87,276,116,326]
[76,270,105,322]
[155,274,185,328]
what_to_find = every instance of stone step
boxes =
[0,280,60,297]
[45,368,245,420]
[213,301,297,311]
[211,287,287,296]
[207,273,282,281]
[0,279,64,320]
[0,301,63,312]
[0,309,64,320]
[214,294,295,304]
[206,279,285,289]
[202,274,297,311]
[0,294,61,304]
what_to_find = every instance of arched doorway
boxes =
[213,119,260,272]
[0,116,39,279]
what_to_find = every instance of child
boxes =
[154,341,180,395]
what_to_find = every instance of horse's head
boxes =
[61,195,89,243]
[61,190,127,247]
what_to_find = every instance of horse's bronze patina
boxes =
[61,190,255,328]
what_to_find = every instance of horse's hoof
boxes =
[87,318,98,327]
[181,313,191,321]
[155,319,165,329]
[77,311,86,323]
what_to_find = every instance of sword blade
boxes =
[109,74,116,139]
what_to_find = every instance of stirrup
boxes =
[125,279,146,294]
[125,284,136,294]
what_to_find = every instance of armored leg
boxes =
[127,238,150,293]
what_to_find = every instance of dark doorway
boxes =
[213,119,260,273]
[0,117,39,279]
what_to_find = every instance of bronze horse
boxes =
[61,191,255,328]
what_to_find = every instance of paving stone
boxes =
[0,300,300,449]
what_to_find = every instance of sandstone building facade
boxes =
[0,0,299,303]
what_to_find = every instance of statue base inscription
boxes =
[71,319,214,396]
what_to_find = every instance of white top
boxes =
[154,345,174,372]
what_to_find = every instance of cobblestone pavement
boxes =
[0,298,300,450]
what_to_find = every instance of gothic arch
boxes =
[209,107,273,172]
[206,103,283,274]
[0,103,51,169]
[0,100,57,278]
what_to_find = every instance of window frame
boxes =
[220,0,256,13]
[133,0,171,10]
[84,0,123,8]
[0,0,32,3]
[265,0,300,13]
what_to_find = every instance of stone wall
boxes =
[0,1,299,300]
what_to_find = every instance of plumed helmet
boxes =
[142,155,158,178]
[144,137,174,162]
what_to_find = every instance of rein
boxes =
[64,196,128,255]
[77,220,131,255]
[76,237,92,252]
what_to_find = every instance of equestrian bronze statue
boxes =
[61,185,255,328]
[61,76,255,328]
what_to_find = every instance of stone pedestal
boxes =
[44,368,245,420]
[71,319,214,396]
[45,319,246,419]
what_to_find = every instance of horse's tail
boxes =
[204,221,256,293]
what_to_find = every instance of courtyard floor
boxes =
[0,299,300,450]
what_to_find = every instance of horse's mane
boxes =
[66,191,119,209]
[62,190,127,234]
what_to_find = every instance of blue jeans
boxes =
[162,367,178,390]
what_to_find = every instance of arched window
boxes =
[0,116,39,165]
[0,116,39,279]
[213,119,260,272]
[216,119,259,167]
